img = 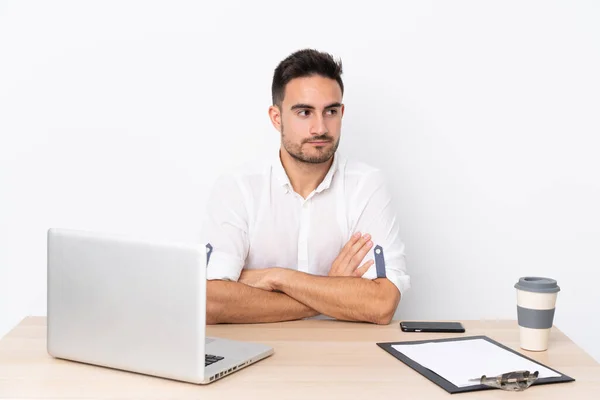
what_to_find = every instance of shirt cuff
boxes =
[385,268,411,296]
[206,252,245,281]
[361,262,411,296]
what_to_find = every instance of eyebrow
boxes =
[290,102,342,111]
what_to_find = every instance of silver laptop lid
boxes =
[47,228,206,383]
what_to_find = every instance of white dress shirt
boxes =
[201,153,410,295]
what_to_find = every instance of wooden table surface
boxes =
[1,317,599,399]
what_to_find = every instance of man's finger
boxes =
[353,260,374,277]
[341,233,370,269]
[350,240,373,268]
[342,234,373,274]
[349,233,371,256]
[342,232,361,254]
[338,232,362,266]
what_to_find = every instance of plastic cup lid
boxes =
[514,277,560,293]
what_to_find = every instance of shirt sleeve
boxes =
[200,173,249,281]
[350,169,410,296]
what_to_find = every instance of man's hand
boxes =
[239,268,281,291]
[329,232,374,277]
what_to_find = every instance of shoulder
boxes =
[343,159,382,177]
[339,158,388,190]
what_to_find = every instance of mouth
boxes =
[306,140,331,145]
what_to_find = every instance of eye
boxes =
[298,109,311,117]
[326,109,338,116]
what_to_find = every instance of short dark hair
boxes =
[271,49,344,107]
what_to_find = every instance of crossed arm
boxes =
[207,232,401,325]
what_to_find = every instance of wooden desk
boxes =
[0,317,598,399]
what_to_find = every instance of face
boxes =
[269,75,344,164]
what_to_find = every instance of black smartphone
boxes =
[399,321,465,333]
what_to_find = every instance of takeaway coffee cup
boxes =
[515,277,560,351]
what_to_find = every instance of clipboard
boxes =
[377,335,575,394]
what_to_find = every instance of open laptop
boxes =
[47,228,273,384]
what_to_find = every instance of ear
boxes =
[341,104,345,118]
[268,105,282,133]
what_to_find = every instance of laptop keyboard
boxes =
[205,354,224,367]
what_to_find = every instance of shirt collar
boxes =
[273,152,292,190]
[314,154,338,194]
[273,151,339,194]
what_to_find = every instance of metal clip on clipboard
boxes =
[469,370,539,391]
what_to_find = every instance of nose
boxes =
[311,114,328,136]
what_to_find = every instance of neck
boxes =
[279,148,334,199]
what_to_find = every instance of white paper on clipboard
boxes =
[392,338,560,388]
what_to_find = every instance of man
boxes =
[202,49,410,325]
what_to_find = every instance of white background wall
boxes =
[1,0,599,361]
